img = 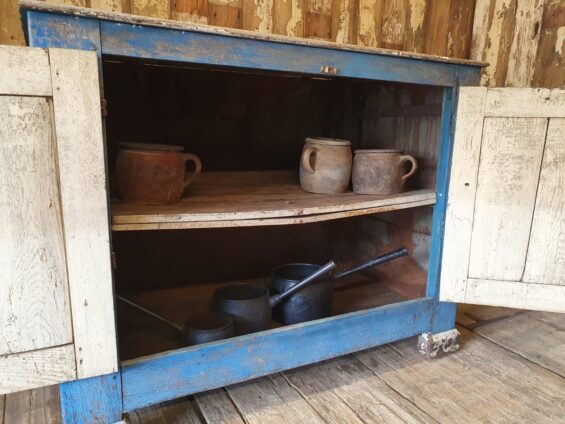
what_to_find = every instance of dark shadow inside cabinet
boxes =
[102,58,442,360]
[114,207,433,360]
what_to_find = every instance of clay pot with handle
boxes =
[299,137,352,194]
[352,149,418,195]
[116,142,202,205]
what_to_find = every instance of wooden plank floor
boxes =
[3,306,565,423]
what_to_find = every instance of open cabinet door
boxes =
[440,87,565,312]
[0,46,117,394]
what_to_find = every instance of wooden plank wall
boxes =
[0,1,563,83]
[471,0,564,88]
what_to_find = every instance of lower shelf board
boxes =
[111,170,436,231]
[117,275,410,360]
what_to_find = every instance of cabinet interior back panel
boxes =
[468,117,548,281]
[0,96,73,355]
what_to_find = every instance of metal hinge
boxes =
[111,251,117,269]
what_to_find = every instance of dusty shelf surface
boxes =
[116,274,409,360]
[111,171,436,231]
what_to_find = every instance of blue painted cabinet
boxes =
[11,2,520,423]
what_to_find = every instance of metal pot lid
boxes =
[119,142,184,151]
[354,149,403,154]
[305,137,352,146]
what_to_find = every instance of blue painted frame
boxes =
[22,6,482,422]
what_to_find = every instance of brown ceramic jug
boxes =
[299,137,352,194]
[352,149,418,195]
[116,142,202,205]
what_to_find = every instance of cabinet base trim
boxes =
[121,297,434,412]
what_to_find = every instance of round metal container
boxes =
[271,263,333,325]
[183,312,235,346]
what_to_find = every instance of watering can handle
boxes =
[333,247,408,281]
[270,260,336,308]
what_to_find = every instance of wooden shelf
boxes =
[111,171,436,231]
[117,274,408,360]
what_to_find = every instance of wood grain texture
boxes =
[465,278,565,313]
[456,303,523,329]
[0,0,25,45]
[505,0,544,86]
[356,328,565,422]
[272,0,303,36]
[111,171,436,228]
[532,0,565,88]
[89,0,131,13]
[4,385,62,424]
[172,0,208,22]
[128,397,203,423]
[0,96,73,356]
[131,0,170,18]
[475,311,565,377]
[112,199,435,231]
[45,0,87,6]
[471,0,517,87]
[0,47,51,96]
[331,0,356,44]
[20,0,485,66]
[468,117,547,281]
[208,0,242,28]
[356,0,382,47]
[446,0,475,58]
[424,0,451,56]
[0,345,76,395]
[48,48,118,379]
[381,0,406,50]
[403,0,425,52]
[194,389,246,424]
[439,87,487,302]
[485,87,565,117]
[283,356,437,423]
[226,374,325,423]
[523,118,565,286]
[59,373,123,424]
[304,0,331,40]
[243,0,273,32]
[121,298,431,411]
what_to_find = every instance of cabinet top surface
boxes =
[20,0,487,68]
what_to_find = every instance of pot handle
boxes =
[270,260,336,308]
[183,153,202,190]
[399,155,418,183]
[301,146,318,173]
[333,247,408,281]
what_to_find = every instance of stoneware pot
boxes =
[299,137,352,194]
[352,149,418,195]
[116,142,202,205]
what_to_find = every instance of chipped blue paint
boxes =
[121,298,434,411]
[21,8,483,422]
[59,373,122,424]
[99,20,462,86]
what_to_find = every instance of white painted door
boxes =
[440,87,565,313]
[0,46,117,394]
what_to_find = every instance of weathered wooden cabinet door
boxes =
[441,87,565,312]
[0,46,117,394]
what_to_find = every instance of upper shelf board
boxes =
[111,171,436,231]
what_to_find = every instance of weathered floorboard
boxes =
[226,374,325,424]
[355,329,565,423]
[4,385,61,424]
[283,356,438,423]
[194,389,246,424]
[475,311,565,378]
